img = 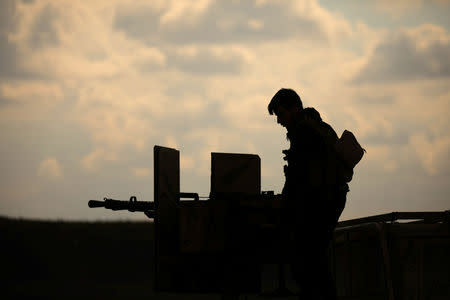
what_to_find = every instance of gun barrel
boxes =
[105,199,130,211]
[88,200,106,208]
[88,197,155,211]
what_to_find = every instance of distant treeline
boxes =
[1,217,155,299]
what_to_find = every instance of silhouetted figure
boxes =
[268,88,348,299]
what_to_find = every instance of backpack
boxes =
[303,108,365,184]
[335,130,366,183]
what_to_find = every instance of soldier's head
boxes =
[268,88,303,129]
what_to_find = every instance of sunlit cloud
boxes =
[375,0,422,16]
[0,81,62,103]
[0,80,63,121]
[159,0,212,26]
[114,0,351,46]
[166,45,247,75]
[411,134,450,175]
[362,145,399,174]
[353,24,450,83]
[374,0,450,17]
[38,157,63,179]
[81,148,118,172]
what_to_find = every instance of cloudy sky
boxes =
[1,0,449,221]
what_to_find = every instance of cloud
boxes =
[0,0,33,79]
[159,0,212,26]
[363,145,399,173]
[375,0,422,17]
[29,3,60,48]
[4,1,166,81]
[353,24,450,83]
[410,134,450,175]
[81,148,118,172]
[363,132,410,146]
[374,0,450,17]
[0,81,63,102]
[73,81,163,152]
[114,0,350,46]
[166,46,247,75]
[0,36,20,79]
[222,92,276,132]
[184,127,259,175]
[340,77,450,179]
[352,94,395,106]
[0,80,63,121]
[38,157,63,179]
[0,0,16,32]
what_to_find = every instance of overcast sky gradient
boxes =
[1,0,449,221]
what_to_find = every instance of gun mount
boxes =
[87,145,450,298]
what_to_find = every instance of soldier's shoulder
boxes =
[286,119,320,144]
[295,116,322,136]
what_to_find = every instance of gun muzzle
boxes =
[88,200,106,208]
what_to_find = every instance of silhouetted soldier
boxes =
[268,88,348,299]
